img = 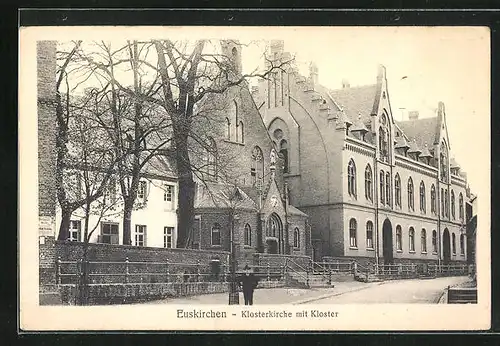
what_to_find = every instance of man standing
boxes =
[237,265,259,305]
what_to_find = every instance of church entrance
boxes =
[443,228,451,264]
[266,213,283,254]
[382,219,394,265]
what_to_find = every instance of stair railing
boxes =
[284,258,310,288]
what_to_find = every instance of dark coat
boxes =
[237,273,259,292]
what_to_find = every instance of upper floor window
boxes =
[409,227,415,252]
[407,177,414,211]
[441,188,445,217]
[459,193,464,221]
[244,223,252,246]
[421,229,427,253]
[444,189,449,218]
[451,190,456,219]
[366,221,374,249]
[380,170,385,204]
[164,184,174,202]
[440,141,449,182]
[293,227,300,249]
[349,218,357,248]
[419,181,426,213]
[431,184,437,214]
[395,174,401,207]
[99,222,119,244]
[211,223,221,246]
[378,114,390,162]
[251,146,264,189]
[385,172,391,206]
[365,164,373,202]
[396,225,403,251]
[348,159,357,198]
[137,180,147,201]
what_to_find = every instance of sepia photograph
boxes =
[19,25,490,331]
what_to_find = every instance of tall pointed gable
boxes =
[261,177,286,217]
[436,101,452,150]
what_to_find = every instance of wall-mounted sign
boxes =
[38,216,55,237]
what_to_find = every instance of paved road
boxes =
[146,276,471,305]
[307,276,471,304]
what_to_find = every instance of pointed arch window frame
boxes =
[364,164,373,202]
[348,159,357,198]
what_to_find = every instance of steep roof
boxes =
[288,205,307,217]
[194,182,258,211]
[142,153,177,179]
[396,117,440,150]
[327,84,378,125]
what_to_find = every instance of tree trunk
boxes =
[58,209,72,241]
[174,131,195,249]
[122,203,133,245]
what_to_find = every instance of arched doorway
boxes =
[382,219,394,265]
[443,228,451,264]
[266,213,283,254]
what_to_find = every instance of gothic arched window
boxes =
[396,225,403,251]
[451,190,456,219]
[366,221,374,249]
[431,184,437,214]
[440,141,449,183]
[432,230,438,253]
[409,227,415,252]
[244,224,251,246]
[293,228,300,248]
[380,170,385,204]
[419,181,426,213]
[378,113,390,162]
[348,159,357,197]
[280,139,289,173]
[251,146,264,189]
[452,233,456,254]
[395,174,401,207]
[459,193,464,221]
[349,218,357,248]
[386,172,391,206]
[237,121,244,143]
[365,164,373,202]
[460,234,465,255]
[205,137,218,180]
[225,117,231,140]
[421,229,427,253]
[408,177,414,211]
[211,223,221,246]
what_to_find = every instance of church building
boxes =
[252,41,471,265]
[189,40,311,264]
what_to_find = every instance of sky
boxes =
[57,26,490,193]
[235,27,490,193]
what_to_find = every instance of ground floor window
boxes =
[349,218,357,248]
[164,226,174,248]
[396,225,402,251]
[244,224,251,246]
[366,221,374,249]
[68,220,81,242]
[460,234,465,255]
[452,233,456,254]
[211,223,221,246]
[99,222,119,244]
[293,227,300,249]
[135,225,147,247]
[409,227,415,252]
[432,230,438,253]
[421,229,427,253]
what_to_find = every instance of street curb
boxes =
[291,281,387,305]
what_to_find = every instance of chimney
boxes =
[408,111,419,121]
[341,79,350,89]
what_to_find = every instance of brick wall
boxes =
[39,238,230,286]
[37,41,57,220]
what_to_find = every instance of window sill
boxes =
[461,254,465,257]
[432,252,438,255]
[409,250,416,254]
[349,247,358,250]
[366,247,375,251]
[421,251,428,255]
[243,245,252,249]
[223,139,245,146]
[293,247,301,251]
[211,245,222,248]
[396,250,403,253]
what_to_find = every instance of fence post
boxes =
[165,259,169,283]
[336,260,339,272]
[55,256,61,284]
[328,267,332,285]
[197,260,201,282]
[267,261,270,282]
[125,257,129,284]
